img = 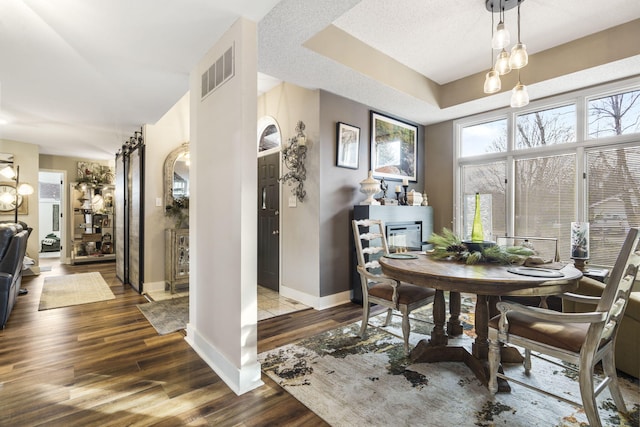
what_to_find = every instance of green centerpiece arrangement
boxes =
[429,228,535,265]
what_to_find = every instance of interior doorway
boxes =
[38,171,64,264]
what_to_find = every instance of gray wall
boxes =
[424,120,454,233]
[318,90,426,297]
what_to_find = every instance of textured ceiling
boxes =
[1,0,639,159]
[333,0,638,84]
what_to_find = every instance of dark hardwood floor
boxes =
[0,260,369,426]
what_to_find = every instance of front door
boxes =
[257,153,279,290]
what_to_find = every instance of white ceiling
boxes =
[1,0,639,160]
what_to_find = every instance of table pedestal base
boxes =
[410,339,518,392]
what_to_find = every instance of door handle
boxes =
[275,210,279,216]
[272,230,279,235]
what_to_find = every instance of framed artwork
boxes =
[370,111,417,182]
[336,122,360,169]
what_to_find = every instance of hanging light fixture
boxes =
[509,0,528,69]
[485,0,529,107]
[483,10,501,94]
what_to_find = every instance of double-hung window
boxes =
[455,78,640,267]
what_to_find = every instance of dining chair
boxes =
[488,228,640,427]
[352,219,435,354]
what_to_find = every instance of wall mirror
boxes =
[164,142,190,210]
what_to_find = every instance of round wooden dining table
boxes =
[379,253,583,390]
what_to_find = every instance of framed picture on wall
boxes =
[336,122,360,169]
[370,111,417,182]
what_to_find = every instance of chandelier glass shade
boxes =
[510,79,529,108]
[491,22,510,49]
[509,42,528,69]
[495,49,512,75]
[483,69,501,94]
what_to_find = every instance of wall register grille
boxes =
[201,44,234,99]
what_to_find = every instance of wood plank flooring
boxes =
[0,261,371,426]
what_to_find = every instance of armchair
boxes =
[487,228,640,427]
[0,223,29,328]
[352,219,435,354]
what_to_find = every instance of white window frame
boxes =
[454,76,640,253]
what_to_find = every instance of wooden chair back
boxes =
[586,227,640,355]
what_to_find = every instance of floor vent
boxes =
[201,44,235,100]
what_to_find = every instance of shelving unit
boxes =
[70,183,116,264]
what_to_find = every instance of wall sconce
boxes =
[280,121,307,202]
[0,164,34,223]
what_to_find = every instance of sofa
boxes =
[41,233,61,252]
[0,223,29,329]
[563,276,640,379]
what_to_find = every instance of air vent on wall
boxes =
[201,44,235,99]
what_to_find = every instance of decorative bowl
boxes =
[462,240,496,252]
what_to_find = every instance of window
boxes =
[514,154,575,258]
[587,145,640,265]
[588,89,640,138]
[460,119,507,157]
[461,162,506,240]
[515,104,576,149]
[455,78,640,267]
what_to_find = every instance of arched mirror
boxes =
[164,142,190,210]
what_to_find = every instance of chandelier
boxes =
[483,0,529,108]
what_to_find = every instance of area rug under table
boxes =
[38,272,116,310]
[137,296,188,335]
[259,302,639,427]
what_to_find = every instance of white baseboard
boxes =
[185,323,263,396]
[279,285,352,310]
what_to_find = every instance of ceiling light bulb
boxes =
[483,70,501,94]
[509,42,528,69]
[491,22,510,49]
[495,49,511,75]
[511,82,529,108]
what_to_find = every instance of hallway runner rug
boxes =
[38,272,115,310]
[258,297,640,427]
[137,296,188,335]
